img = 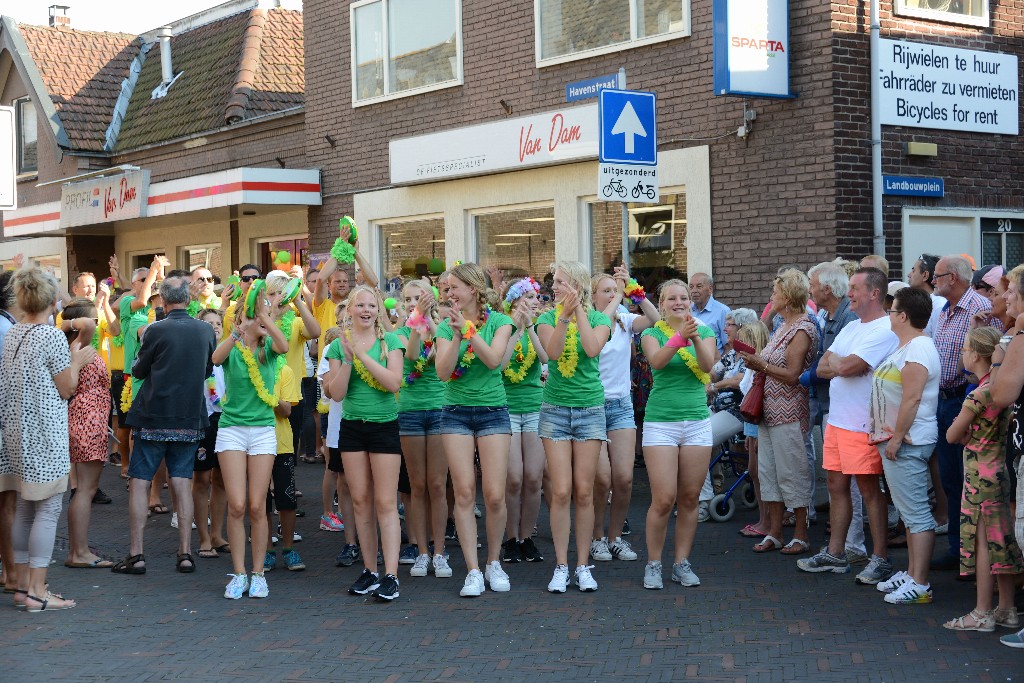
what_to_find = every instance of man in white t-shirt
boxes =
[797,267,898,582]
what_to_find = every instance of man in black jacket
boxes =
[112,276,216,576]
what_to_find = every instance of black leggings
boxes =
[266,453,297,511]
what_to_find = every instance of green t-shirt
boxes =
[435,310,514,407]
[325,332,402,422]
[395,326,444,413]
[219,336,283,428]
[502,331,543,414]
[120,295,151,398]
[640,324,715,422]
[537,308,610,408]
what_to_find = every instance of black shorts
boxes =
[194,412,221,472]
[328,447,344,474]
[338,418,402,456]
[110,370,127,419]
[398,455,411,495]
[266,453,297,511]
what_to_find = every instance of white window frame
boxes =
[534,0,691,68]
[350,0,464,107]
[178,242,221,272]
[14,97,37,175]
[893,0,989,29]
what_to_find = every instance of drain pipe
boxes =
[870,0,884,257]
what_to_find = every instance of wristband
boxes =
[460,321,477,339]
[665,331,691,349]
[557,317,571,325]
[992,363,1002,368]
[342,358,354,365]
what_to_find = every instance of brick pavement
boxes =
[2,460,1020,681]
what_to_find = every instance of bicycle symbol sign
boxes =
[598,165,659,203]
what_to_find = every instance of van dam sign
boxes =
[878,39,1018,135]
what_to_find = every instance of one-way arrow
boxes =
[610,101,646,154]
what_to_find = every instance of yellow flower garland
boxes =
[120,376,133,413]
[554,304,579,379]
[504,335,538,383]
[347,331,388,393]
[235,342,280,408]
[655,320,711,384]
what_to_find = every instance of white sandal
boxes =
[753,535,783,553]
[943,609,995,632]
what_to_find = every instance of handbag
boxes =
[739,371,765,424]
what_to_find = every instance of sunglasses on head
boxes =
[240,275,260,283]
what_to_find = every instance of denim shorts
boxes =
[510,411,540,434]
[440,405,511,437]
[642,418,713,448]
[604,396,636,432]
[128,437,197,481]
[879,442,936,534]
[538,402,607,442]
[398,409,443,437]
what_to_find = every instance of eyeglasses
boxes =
[932,272,953,281]
[195,276,214,283]
[887,308,904,315]
[240,275,260,283]
[974,283,992,292]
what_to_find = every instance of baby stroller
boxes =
[704,411,757,522]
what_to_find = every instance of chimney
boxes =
[157,27,174,84]
[48,5,70,28]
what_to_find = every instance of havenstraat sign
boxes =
[390,104,598,185]
[878,39,1019,135]
[61,170,150,228]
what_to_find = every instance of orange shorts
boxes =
[823,424,883,475]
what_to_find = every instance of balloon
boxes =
[383,297,396,311]
[428,258,445,275]
[275,250,290,263]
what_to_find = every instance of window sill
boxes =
[353,79,462,108]
[537,29,690,69]
[16,172,39,183]
[893,6,988,28]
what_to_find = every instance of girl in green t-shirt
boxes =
[395,278,451,579]
[536,261,611,594]
[212,290,289,600]
[638,279,718,590]
[434,263,514,597]
[500,277,549,564]
[326,285,405,601]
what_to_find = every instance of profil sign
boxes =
[61,169,150,228]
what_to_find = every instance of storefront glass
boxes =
[589,192,687,289]
[260,238,308,276]
[378,218,447,295]
[181,245,223,277]
[474,206,556,292]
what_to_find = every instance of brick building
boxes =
[302,0,1022,304]
[0,0,318,283]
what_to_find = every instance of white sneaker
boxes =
[697,501,710,523]
[590,537,613,561]
[248,573,269,598]
[876,570,909,594]
[547,564,570,593]
[170,512,178,529]
[609,537,638,561]
[485,560,511,592]
[644,561,664,590]
[432,553,453,578]
[224,573,249,599]
[460,569,485,597]
[410,553,430,577]
[575,564,598,592]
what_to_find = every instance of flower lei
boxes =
[235,342,281,408]
[655,320,710,384]
[276,309,296,339]
[503,277,540,312]
[109,330,125,348]
[450,307,491,381]
[407,308,430,335]
[347,331,388,393]
[186,301,202,318]
[402,339,434,388]
[624,279,646,305]
[120,376,133,413]
[504,334,537,383]
[206,376,221,407]
[554,304,580,379]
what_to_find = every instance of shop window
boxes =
[0,255,60,282]
[536,0,689,66]
[589,192,688,289]
[15,98,37,174]
[981,218,1024,271]
[378,218,447,295]
[894,0,988,28]
[352,0,462,105]
[475,207,556,296]
[259,238,308,276]
[180,244,222,277]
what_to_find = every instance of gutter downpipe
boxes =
[870,0,885,258]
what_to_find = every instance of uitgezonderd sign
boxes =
[61,169,151,228]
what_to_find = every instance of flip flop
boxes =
[780,538,810,555]
[213,544,230,554]
[149,504,170,515]
[739,524,767,538]
[753,535,783,553]
[64,558,115,568]
[198,548,218,559]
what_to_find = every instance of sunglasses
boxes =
[240,275,260,283]
[195,276,215,283]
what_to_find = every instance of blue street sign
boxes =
[599,89,657,165]
[566,74,620,103]
[882,175,944,197]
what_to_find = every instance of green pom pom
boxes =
[339,216,358,245]
[384,297,396,311]
[330,238,356,265]
[226,275,241,286]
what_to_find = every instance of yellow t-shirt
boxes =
[313,297,341,361]
[283,313,311,380]
[274,365,301,455]
[221,301,238,342]
[56,311,117,369]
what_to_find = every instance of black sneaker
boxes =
[445,518,457,540]
[520,537,544,562]
[374,574,400,601]
[501,538,522,563]
[336,544,360,567]
[621,518,631,536]
[92,488,112,505]
[349,569,380,595]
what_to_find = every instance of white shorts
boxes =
[642,419,714,448]
[215,425,277,456]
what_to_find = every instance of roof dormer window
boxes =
[15,97,37,175]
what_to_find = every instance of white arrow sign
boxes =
[610,101,647,154]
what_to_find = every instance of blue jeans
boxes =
[936,395,965,557]
[879,442,937,534]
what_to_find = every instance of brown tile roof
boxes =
[115,7,303,151]
[18,25,140,152]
